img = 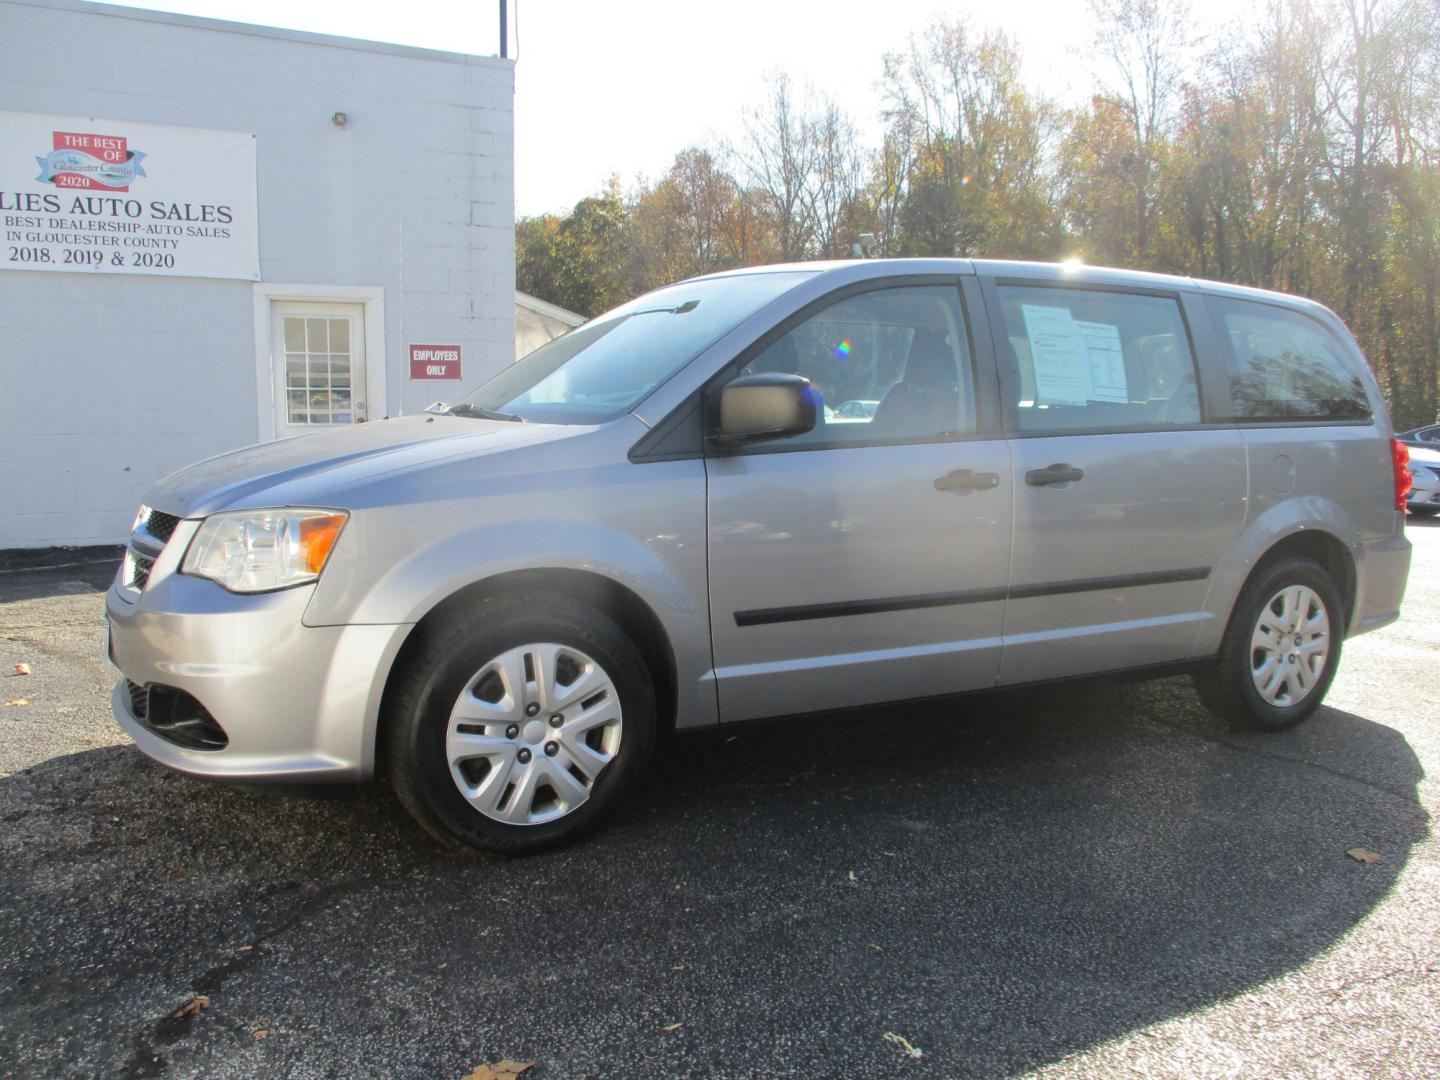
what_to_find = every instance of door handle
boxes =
[1025,463,1085,486]
[935,468,1000,493]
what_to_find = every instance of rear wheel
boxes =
[1194,556,1342,731]
[385,593,656,854]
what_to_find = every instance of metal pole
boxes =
[499,0,508,58]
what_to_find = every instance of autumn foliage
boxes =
[517,0,1440,428]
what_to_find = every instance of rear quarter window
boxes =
[1211,298,1372,422]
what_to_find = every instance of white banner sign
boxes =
[0,111,259,280]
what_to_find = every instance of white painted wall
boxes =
[0,0,515,547]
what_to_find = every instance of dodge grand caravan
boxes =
[107,260,1413,853]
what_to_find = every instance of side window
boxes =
[995,285,1201,433]
[1211,299,1372,422]
[737,285,975,444]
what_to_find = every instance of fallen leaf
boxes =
[252,1029,269,1039]
[460,1061,534,1080]
[1347,847,1382,864]
[671,963,686,971]
[682,906,695,913]
[4,699,29,707]
[239,945,253,952]
[169,995,210,1020]
[660,1022,683,1033]
[883,1031,924,1060]
[13,663,31,676]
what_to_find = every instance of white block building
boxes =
[0,0,515,547]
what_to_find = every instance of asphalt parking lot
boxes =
[1,525,1437,1079]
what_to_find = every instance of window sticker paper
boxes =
[1075,320,1128,403]
[1020,304,1088,405]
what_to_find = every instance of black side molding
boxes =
[734,567,1211,627]
[735,587,1009,627]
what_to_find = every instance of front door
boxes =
[705,281,1013,723]
[269,301,368,439]
[982,277,1247,685]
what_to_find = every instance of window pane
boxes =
[1212,299,1371,421]
[738,285,975,444]
[996,286,1200,432]
[463,271,812,424]
[329,318,350,353]
[306,318,327,353]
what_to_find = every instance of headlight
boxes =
[181,508,347,593]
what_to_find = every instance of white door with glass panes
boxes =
[270,302,368,438]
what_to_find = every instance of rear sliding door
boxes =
[980,276,1247,685]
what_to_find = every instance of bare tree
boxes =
[803,103,866,257]
[734,73,818,260]
[1087,0,1192,259]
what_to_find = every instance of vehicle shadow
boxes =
[0,677,1426,1078]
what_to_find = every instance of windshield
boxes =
[458,271,812,423]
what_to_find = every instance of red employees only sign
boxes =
[409,344,462,380]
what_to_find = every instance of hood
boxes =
[147,414,580,517]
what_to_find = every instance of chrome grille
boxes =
[125,549,156,590]
[124,504,181,593]
[144,510,180,544]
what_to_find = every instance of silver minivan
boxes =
[107,259,1414,852]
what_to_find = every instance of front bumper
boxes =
[1407,486,1440,509]
[106,541,407,782]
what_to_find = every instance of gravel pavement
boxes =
[1,526,1436,1078]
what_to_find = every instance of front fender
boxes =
[303,458,716,751]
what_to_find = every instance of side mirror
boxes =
[712,373,817,446]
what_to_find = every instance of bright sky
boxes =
[99,0,1254,217]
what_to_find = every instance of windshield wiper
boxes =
[445,402,526,422]
[628,299,700,316]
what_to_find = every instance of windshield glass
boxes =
[459,271,812,423]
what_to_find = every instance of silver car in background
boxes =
[107,259,1413,853]
[1407,444,1440,516]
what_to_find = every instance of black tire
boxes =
[1193,556,1344,732]
[1410,506,1440,517]
[385,592,657,854]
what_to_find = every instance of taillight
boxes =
[1391,438,1412,511]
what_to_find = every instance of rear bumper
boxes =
[107,568,406,782]
[1351,529,1412,637]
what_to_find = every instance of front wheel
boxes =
[385,593,657,854]
[1194,556,1343,731]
